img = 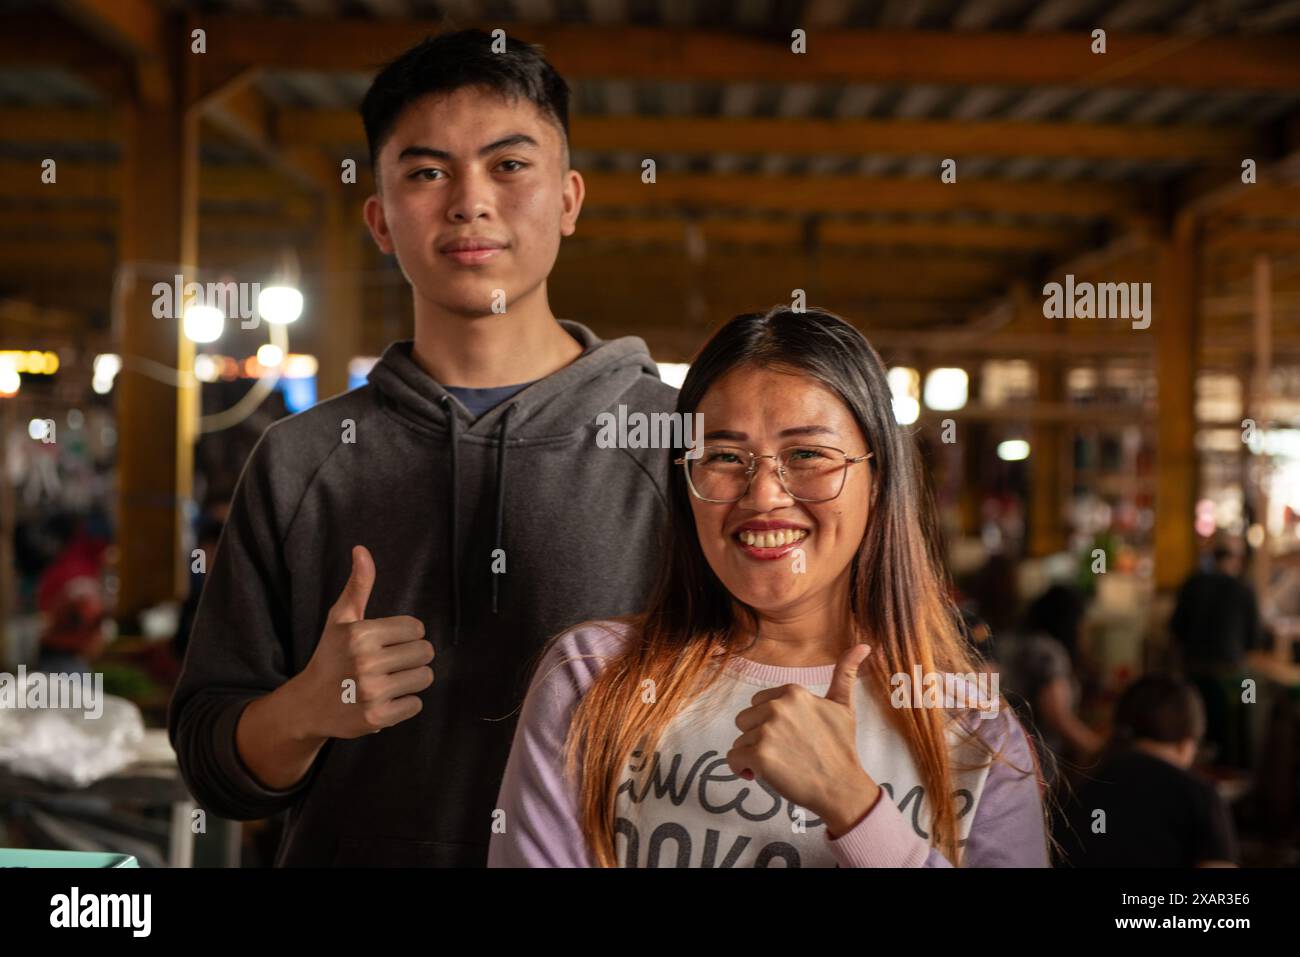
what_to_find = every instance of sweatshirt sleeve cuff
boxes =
[825,790,931,868]
[212,696,314,805]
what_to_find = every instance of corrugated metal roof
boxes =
[134,0,1300,32]
[2,0,1298,337]
[0,68,104,107]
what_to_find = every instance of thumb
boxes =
[824,643,871,709]
[329,545,375,624]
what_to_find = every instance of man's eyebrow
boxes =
[395,133,540,163]
[396,145,452,162]
[479,133,539,155]
[702,425,839,441]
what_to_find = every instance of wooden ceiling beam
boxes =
[0,161,317,212]
[0,204,313,233]
[196,18,1300,91]
[569,217,1081,252]
[201,84,335,194]
[0,13,133,100]
[52,0,169,105]
[0,108,118,144]
[0,159,1135,220]
[279,109,1259,163]
[1206,228,1300,252]
[1205,185,1300,219]
[579,171,1139,219]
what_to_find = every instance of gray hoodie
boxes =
[168,321,678,865]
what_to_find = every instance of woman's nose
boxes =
[739,458,793,510]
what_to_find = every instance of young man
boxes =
[168,30,678,866]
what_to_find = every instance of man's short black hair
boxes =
[1113,674,1206,745]
[361,29,571,173]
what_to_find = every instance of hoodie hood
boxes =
[365,319,666,644]
[365,320,662,440]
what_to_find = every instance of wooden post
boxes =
[1029,355,1066,556]
[1153,215,1201,592]
[113,28,199,618]
[0,397,12,665]
[315,189,363,401]
[1250,254,1273,614]
[958,367,983,538]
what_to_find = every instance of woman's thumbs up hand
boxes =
[726,642,882,838]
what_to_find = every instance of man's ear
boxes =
[363,192,395,254]
[558,168,585,238]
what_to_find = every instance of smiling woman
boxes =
[490,305,1052,869]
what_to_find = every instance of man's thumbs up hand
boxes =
[328,545,376,625]
[298,546,435,740]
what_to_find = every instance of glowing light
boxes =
[258,286,303,325]
[93,354,121,380]
[0,358,20,396]
[888,367,920,424]
[888,366,918,398]
[281,353,319,379]
[256,344,284,368]
[891,396,920,425]
[998,440,1030,461]
[193,354,220,383]
[923,367,969,412]
[0,350,59,374]
[657,363,690,389]
[348,357,378,377]
[183,304,224,344]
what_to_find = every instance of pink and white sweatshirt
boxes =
[489,621,1050,868]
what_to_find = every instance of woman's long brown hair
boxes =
[563,306,1019,866]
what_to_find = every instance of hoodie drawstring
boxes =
[440,395,461,645]
[491,404,514,614]
[442,396,514,642]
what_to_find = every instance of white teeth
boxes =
[738,529,807,547]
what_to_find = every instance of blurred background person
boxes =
[1170,541,1266,767]
[998,582,1104,789]
[33,515,109,673]
[1055,674,1238,868]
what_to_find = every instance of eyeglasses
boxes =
[673,444,872,504]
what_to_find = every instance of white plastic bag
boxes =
[0,692,145,788]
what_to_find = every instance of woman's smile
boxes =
[731,520,810,560]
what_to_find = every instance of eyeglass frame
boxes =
[673,443,874,504]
